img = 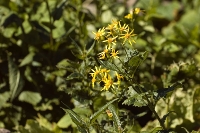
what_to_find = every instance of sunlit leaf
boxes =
[18,91,42,106]
[8,55,24,101]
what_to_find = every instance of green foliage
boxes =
[0,0,200,133]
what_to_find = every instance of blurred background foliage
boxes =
[0,0,200,132]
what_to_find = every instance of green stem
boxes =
[144,93,166,130]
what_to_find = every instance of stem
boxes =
[135,85,166,129]
[144,93,166,130]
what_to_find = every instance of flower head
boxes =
[110,49,119,59]
[103,36,118,49]
[93,27,105,41]
[134,8,141,14]
[124,13,132,20]
[120,28,136,45]
[98,46,109,59]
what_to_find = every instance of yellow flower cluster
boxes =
[90,8,141,90]
[93,15,137,60]
[124,8,142,20]
[90,66,123,91]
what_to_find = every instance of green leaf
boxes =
[70,37,83,55]
[86,41,95,56]
[123,86,147,107]
[89,98,119,124]
[62,108,88,132]
[25,119,52,133]
[66,72,84,80]
[19,52,35,67]
[161,111,176,125]
[0,92,10,109]
[57,114,75,128]
[8,55,24,101]
[193,87,200,124]
[18,91,42,106]
[98,59,124,73]
[108,104,122,132]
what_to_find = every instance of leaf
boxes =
[161,111,176,124]
[62,108,88,132]
[89,98,119,124]
[0,92,10,109]
[122,86,147,107]
[155,82,182,100]
[98,59,124,73]
[8,55,24,101]
[125,51,148,76]
[193,87,200,124]
[108,104,122,132]
[66,72,84,80]
[86,41,95,56]
[70,36,83,55]
[57,114,75,128]
[52,0,69,21]
[18,91,42,106]
[19,52,35,67]
[25,119,52,133]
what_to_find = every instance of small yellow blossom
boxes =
[90,66,101,78]
[92,27,105,41]
[98,46,109,59]
[102,74,114,91]
[120,28,136,45]
[124,13,132,19]
[134,8,141,14]
[103,36,118,49]
[116,72,123,85]
[118,21,129,33]
[106,110,113,118]
[110,49,119,59]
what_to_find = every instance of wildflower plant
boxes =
[59,7,194,133]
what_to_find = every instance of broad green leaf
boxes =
[0,92,10,109]
[18,91,42,106]
[8,55,24,101]
[51,0,69,21]
[19,52,35,67]
[89,98,119,124]
[25,119,52,133]
[57,114,75,128]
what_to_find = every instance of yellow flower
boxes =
[98,46,109,59]
[103,36,118,49]
[101,74,114,91]
[92,27,105,41]
[110,49,119,59]
[120,28,136,45]
[134,8,141,14]
[118,21,129,33]
[106,110,113,118]
[124,13,132,19]
[90,66,101,78]
[116,72,123,85]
